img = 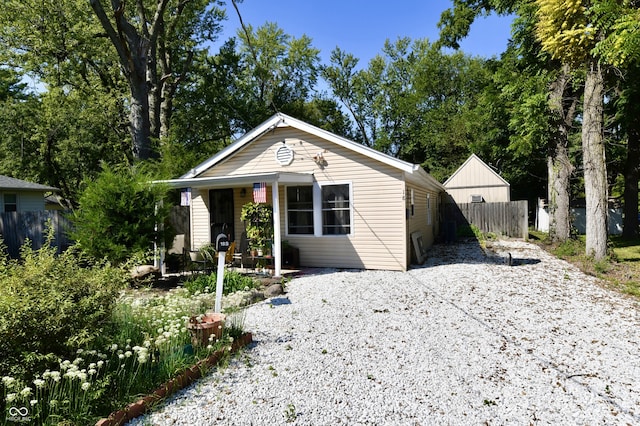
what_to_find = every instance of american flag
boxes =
[253,182,267,203]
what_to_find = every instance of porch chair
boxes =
[232,232,250,269]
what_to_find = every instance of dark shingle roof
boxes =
[0,175,59,192]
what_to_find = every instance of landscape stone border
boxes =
[95,332,253,426]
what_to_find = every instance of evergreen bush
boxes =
[69,163,171,264]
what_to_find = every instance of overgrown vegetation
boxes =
[0,235,246,425]
[0,230,128,382]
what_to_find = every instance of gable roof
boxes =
[443,154,509,188]
[0,175,58,192]
[181,113,444,191]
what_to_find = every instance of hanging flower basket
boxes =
[186,313,225,347]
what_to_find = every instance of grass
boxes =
[529,230,640,299]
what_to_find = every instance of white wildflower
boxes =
[30,399,38,406]
[20,387,32,398]
[124,351,132,358]
[6,393,16,403]
[2,376,16,387]
[81,382,91,391]
[33,379,45,388]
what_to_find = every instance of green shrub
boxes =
[0,230,128,381]
[184,271,259,296]
[69,163,172,264]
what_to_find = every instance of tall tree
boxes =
[438,0,578,241]
[324,39,491,182]
[592,1,640,239]
[233,22,321,129]
[89,0,225,160]
[536,0,608,259]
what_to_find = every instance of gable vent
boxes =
[275,144,294,166]
[470,194,484,203]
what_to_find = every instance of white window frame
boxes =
[284,182,354,237]
[317,181,353,237]
[284,185,315,236]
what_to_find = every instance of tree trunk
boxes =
[89,0,163,161]
[129,72,153,160]
[622,70,640,239]
[582,60,608,259]
[547,65,575,242]
[622,124,639,239]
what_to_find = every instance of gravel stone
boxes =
[127,239,640,425]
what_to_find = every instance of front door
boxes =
[209,189,235,242]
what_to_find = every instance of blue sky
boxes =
[214,0,514,66]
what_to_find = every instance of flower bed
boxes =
[2,286,249,425]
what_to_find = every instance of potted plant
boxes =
[240,202,273,256]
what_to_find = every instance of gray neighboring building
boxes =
[0,175,59,212]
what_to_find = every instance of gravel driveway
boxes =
[129,239,640,425]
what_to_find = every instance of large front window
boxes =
[285,183,352,236]
[287,186,314,234]
[322,184,351,235]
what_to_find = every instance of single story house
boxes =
[160,113,444,274]
[0,175,59,212]
[443,154,510,204]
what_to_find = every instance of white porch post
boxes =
[271,181,282,277]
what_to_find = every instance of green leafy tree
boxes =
[536,0,609,259]
[439,0,581,243]
[70,164,171,264]
[89,0,226,160]
[325,38,495,182]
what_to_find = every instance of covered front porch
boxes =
[159,171,314,278]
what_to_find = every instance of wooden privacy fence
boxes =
[0,210,72,258]
[443,201,529,239]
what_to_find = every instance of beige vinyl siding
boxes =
[406,185,439,264]
[446,186,510,204]
[195,127,408,270]
[190,188,211,250]
[445,155,510,203]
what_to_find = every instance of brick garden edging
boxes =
[95,332,253,426]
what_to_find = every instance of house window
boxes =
[286,186,314,234]
[4,194,17,212]
[322,184,351,235]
